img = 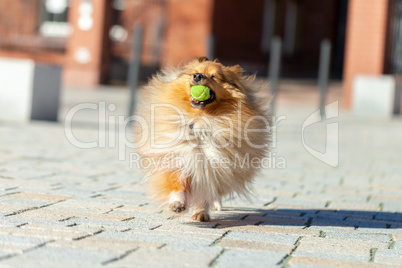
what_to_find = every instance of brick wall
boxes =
[0,0,39,38]
[162,0,214,66]
[0,0,66,63]
[343,0,390,108]
[63,0,110,88]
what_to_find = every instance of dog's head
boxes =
[146,57,263,116]
[169,57,250,113]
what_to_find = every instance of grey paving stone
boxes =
[308,226,356,232]
[0,170,54,180]
[98,230,220,252]
[0,234,52,247]
[60,217,161,232]
[0,197,49,208]
[224,231,299,245]
[48,199,123,214]
[374,248,402,265]
[292,250,370,262]
[285,264,319,268]
[106,248,219,268]
[324,232,391,242]
[214,249,285,268]
[0,258,103,268]
[0,246,119,267]
[394,241,402,250]
[355,227,402,234]
[381,201,402,212]
[0,217,28,227]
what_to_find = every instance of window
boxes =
[38,0,72,38]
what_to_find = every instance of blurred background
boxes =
[0,0,401,121]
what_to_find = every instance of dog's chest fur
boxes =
[181,117,233,204]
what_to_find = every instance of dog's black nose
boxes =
[193,73,204,82]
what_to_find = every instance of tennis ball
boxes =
[191,85,210,101]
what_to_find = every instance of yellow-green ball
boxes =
[191,85,210,101]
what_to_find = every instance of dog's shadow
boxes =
[185,207,402,229]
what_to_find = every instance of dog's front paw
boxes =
[170,201,186,213]
[192,211,210,222]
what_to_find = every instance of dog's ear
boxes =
[197,57,209,63]
[228,65,244,76]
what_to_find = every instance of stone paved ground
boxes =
[0,85,401,267]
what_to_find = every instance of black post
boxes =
[318,39,331,117]
[394,75,401,114]
[128,25,143,117]
[207,35,215,60]
[269,37,282,114]
[261,0,276,52]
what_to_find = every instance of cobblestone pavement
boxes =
[0,87,401,267]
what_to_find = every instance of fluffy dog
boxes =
[135,57,270,221]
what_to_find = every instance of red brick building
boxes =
[0,0,399,108]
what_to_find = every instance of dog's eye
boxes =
[211,75,215,79]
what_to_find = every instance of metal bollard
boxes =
[268,37,282,114]
[318,39,331,117]
[207,35,215,60]
[128,25,143,118]
[394,75,401,114]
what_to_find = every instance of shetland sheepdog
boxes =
[135,57,270,221]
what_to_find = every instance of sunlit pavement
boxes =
[0,84,401,267]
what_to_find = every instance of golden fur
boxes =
[134,58,270,221]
